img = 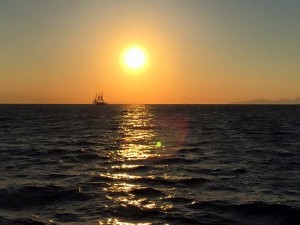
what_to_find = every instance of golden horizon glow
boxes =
[121,45,148,72]
[1,1,299,104]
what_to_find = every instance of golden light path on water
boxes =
[99,105,175,225]
[100,219,151,225]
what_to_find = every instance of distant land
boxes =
[230,98,300,104]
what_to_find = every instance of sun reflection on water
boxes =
[99,105,176,224]
[107,105,169,162]
[101,173,143,180]
[99,218,151,225]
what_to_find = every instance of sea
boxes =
[0,104,299,225]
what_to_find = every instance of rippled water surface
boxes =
[0,105,299,225]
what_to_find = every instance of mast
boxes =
[100,91,104,102]
[93,90,107,104]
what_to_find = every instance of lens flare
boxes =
[156,142,162,148]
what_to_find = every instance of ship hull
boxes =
[94,102,108,105]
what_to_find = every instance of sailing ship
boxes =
[93,92,108,105]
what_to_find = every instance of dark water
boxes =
[0,104,299,225]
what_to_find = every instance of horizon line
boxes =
[1,103,300,105]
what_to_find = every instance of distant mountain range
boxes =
[230,98,300,104]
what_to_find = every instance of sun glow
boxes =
[121,45,148,71]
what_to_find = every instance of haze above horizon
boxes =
[1,0,299,104]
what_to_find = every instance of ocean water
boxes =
[0,104,299,225]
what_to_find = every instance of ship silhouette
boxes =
[93,91,108,105]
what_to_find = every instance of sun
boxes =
[122,45,147,71]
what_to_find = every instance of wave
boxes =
[0,217,56,225]
[97,204,165,222]
[56,149,110,163]
[165,196,193,204]
[0,117,13,122]
[274,150,296,157]
[160,214,203,225]
[178,147,201,153]
[235,202,299,217]
[188,201,300,225]
[233,168,248,174]
[0,185,89,210]
[136,176,209,187]
[97,173,209,187]
[129,187,164,197]
[111,165,150,173]
[157,157,197,164]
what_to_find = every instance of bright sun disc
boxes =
[123,46,147,70]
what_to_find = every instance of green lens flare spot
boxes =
[156,142,162,148]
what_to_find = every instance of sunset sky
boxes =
[1,0,299,104]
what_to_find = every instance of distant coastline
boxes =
[230,98,300,105]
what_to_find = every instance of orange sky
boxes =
[0,0,299,104]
